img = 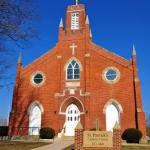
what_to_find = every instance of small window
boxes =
[74,117,76,121]
[66,60,80,80]
[71,12,79,30]
[102,67,120,84]
[106,69,117,81]
[34,74,43,84]
[31,71,45,86]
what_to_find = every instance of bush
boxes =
[40,128,55,139]
[122,128,142,143]
[0,126,8,136]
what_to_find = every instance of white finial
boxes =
[90,29,92,38]
[86,15,89,24]
[76,0,79,5]
[18,52,22,64]
[133,44,136,55]
[59,18,63,28]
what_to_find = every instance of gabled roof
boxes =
[90,42,130,67]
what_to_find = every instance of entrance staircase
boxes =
[32,136,74,150]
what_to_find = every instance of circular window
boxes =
[103,67,120,84]
[106,69,117,81]
[34,73,43,84]
[31,71,45,86]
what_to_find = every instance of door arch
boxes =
[106,104,120,131]
[29,105,41,135]
[65,104,80,136]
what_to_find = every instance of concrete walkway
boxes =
[32,138,74,150]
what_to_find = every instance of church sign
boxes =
[83,131,113,148]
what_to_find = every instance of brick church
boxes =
[9,1,146,137]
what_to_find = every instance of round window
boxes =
[106,69,117,81]
[33,73,43,84]
[31,72,45,86]
[103,67,120,84]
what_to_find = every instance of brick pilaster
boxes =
[75,121,83,150]
[113,122,121,150]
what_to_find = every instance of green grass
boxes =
[64,145,150,150]
[0,141,49,150]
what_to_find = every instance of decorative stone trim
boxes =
[27,101,44,114]
[137,108,142,112]
[102,66,120,84]
[80,90,90,97]
[30,71,46,87]
[54,90,65,97]
[57,55,62,59]
[64,57,83,71]
[84,53,91,58]
[103,99,123,113]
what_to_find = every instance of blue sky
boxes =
[0,0,150,119]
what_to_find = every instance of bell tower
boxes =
[58,2,92,41]
[65,4,86,32]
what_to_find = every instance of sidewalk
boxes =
[32,138,74,150]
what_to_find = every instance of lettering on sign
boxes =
[83,131,113,148]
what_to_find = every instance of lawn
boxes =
[0,141,49,150]
[64,145,150,150]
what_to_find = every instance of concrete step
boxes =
[20,135,39,141]
[62,136,74,141]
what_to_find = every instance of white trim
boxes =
[28,101,44,115]
[59,96,85,114]
[102,66,120,84]
[30,71,46,87]
[103,99,123,114]
[65,57,82,81]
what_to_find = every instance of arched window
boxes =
[66,60,80,80]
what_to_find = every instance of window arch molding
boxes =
[103,99,123,114]
[64,57,82,80]
[27,101,44,115]
[64,57,82,71]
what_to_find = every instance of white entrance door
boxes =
[65,104,80,136]
[106,104,120,131]
[29,106,41,135]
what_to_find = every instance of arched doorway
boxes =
[106,104,120,131]
[65,104,80,136]
[29,105,41,135]
[59,96,85,136]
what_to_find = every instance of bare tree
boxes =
[0,117,7,126]
[0,0,38,87]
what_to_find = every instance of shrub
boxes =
[122,128,142,143]
[40,128,55,139]
[0,126,8,136]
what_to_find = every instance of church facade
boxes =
[9,3,146,137]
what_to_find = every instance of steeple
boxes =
[75,0,79,5]
[59,18,63,28]
[16,53,22,87]
[132,44,136,56]
[85,15,89,25]
[90,29,92,38]
[58,3,92,41]
[17,53,22,65]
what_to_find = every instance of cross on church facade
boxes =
[69,43,77,55]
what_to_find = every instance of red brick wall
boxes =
[9,4,146,137]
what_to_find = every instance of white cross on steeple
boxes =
[70,43,77,55]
